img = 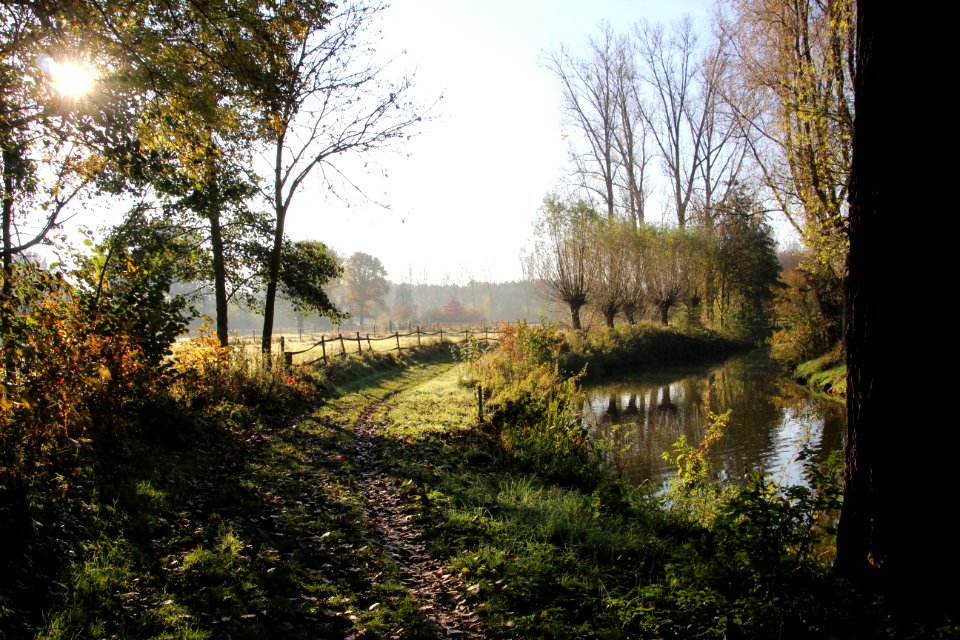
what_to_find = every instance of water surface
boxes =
[582,351,845,490]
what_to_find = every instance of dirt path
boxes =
[355,400,486,639]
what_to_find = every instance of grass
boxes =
[559,322,745,378]
[7,334,947,639]
[8,346,458,640]
[208,328,503,366]
[794,348,846,400]
[367,365,682,637]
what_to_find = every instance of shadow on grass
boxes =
[19,347,459,640]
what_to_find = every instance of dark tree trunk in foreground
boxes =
[835,2,954,618]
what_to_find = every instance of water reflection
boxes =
[582,351,845,490]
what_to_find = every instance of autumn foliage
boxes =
[0,264,177,536]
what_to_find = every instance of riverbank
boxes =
[793,348,846,400]
[558,322,747,378]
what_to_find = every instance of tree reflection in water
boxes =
[583,352,845,490]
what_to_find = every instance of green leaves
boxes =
[277,240,345,322]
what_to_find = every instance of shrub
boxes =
[1,260,189,553]
[468,322,597,485]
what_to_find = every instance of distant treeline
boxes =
[179,280,563,334]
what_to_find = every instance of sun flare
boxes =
[47,59,97,98]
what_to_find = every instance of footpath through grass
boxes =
[24,348,460,640]
[368,365,677,637]
[13,335,951,639]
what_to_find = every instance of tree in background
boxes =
[344,251,389,328]
[714,190,782,339]
[525,195,596,330]
[440,295,469,323]
[544,23,623,222]
[621,227,651,323]
[719,0,853,349]
[646,227,702,325]
[253,1,426,358]
[391,282,418,326]
[632,17,707,229]
[586,218,633,328]
[275,240,344,323]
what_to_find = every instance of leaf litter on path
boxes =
[356,401,487,639]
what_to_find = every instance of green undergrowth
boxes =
[5,344,457,640]
[559,322,744,379]
[794,348,846,400]
[371,324,951,638]
[7,332,949,639]
[365,364,854,638]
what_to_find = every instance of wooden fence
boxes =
[279,326,502,368]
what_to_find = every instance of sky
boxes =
[282,0,712,285]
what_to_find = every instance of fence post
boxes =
[339,333,346,357]
[321,336,327,362]
[284,351,293,371]
[439,328,443,343]
[416,326,421,347]
[484,328,488,344]
[395,332,401,353]
[280,336,285,364]
[477,384,483,423]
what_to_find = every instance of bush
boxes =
[468,322,597,485]
[0,263,183,521]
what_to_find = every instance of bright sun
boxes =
[48,60,97,98]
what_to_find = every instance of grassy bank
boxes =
[558,322,745,378]
[369,356,931,638]
[4,324,948,639]
[794,348,846,400]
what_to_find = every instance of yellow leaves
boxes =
[98,365,112,381]
[269,115,287,137]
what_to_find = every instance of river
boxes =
[582,350,845,491]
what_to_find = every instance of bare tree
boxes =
[526,195,596,330]
[612,37,654,227]
[691,38,748,230]
[545,23,623,222]
[633,17,710,228]
[253,0,426,358]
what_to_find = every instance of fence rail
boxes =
[274,326,502,368]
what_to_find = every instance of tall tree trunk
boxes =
[658,301,669,325]
[208,208,229,348]
[261,216,283,361]
[261,141,286,362]
[2,146,17,377]
[834,2,953,617]
[202,150,230,349]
